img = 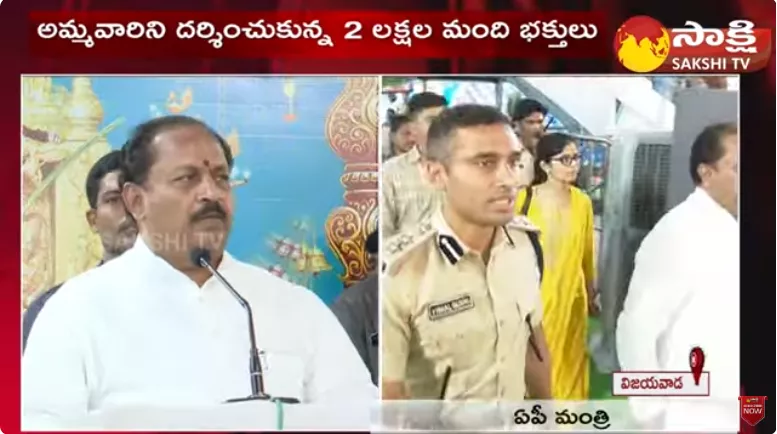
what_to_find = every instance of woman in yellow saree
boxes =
[515,133,599,400]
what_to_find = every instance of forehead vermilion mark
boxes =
[203,160,211,167]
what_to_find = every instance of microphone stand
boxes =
[197,255,300,404]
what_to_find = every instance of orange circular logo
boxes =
[614,16,672,73]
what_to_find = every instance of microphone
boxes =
[190,248,300,404]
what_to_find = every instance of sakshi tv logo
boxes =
[614,16,772,73]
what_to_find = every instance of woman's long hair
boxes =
[533,133,576,185]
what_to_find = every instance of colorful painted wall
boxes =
[22,76,379,308]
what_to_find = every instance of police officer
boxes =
[381,92,447,239]
[381,104,552,402]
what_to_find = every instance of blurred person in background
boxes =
[382,105,550,402]
[331,229,380,385]
[684,76,728,90]
[617,123,739,430]
[702,76,728,89]
[381,92,447,238]
[510,99,548,188]
[381,121,393,161]
[404,91,448,149]
[22,116,375,429]
[510,98,547,155]
[514,138,535,189]
[514,133,598,400]
[23,150,137,352]
[388,114,415,158]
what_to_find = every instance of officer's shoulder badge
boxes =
[507,215,540,232]
[383,220,436,274]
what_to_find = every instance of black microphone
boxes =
[190,248,300,404]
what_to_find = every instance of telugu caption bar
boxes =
[27,12,607,59]
[35,18,598,49]
[376,399,739,431]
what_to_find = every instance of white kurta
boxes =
[22,238,376,430]
[617,187,740,431]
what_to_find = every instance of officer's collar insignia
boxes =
[433,212,468,266]
[437,234,465,266]
[438,227,515,262]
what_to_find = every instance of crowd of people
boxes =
[21,89,739,430]
[379,91,739,428]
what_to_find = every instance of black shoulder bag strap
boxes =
[520,187,544,283]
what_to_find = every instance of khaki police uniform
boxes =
[381,211,543,401]
[381,147,444,239]
[517,147,535,187]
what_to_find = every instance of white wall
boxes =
[380,76,688,138]
[523,77,675,135]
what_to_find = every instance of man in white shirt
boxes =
[22,116,376,430]
[616,122,739,431]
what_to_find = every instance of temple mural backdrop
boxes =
[22,76,379,309]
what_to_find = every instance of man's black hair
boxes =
[389,114,411,133]
[511,98,548,121]
[426,104,511,162]
[689,122,737,185]
[366,229,379,255]
[85,150,124,209]
[120,115,234,186]
[406,92,447,119]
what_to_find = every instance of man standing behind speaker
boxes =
[331,229,380,385]
[22,116,376,430]
[23,150,137,352]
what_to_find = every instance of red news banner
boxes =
[28,11,607,59]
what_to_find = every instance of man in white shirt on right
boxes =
[617,122,739,431]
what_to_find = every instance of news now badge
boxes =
[739,396,767,427]
[614,15,771,73]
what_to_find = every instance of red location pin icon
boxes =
[689,346,705,386]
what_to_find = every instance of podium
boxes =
[74,400,373,431]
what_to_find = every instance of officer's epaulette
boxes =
[507,214,540,232]
[382,219,437,276]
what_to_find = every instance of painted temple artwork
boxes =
[22,76,379,309]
